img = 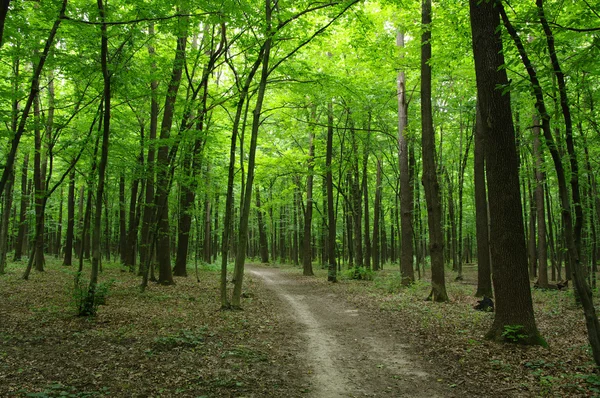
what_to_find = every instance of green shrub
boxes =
[342,266,375,281]
[72,278,114,317]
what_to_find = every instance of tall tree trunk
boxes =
[533,114,549,287]
[13,153,29,261]
[501,1,600,356]
[56,186,63,257]
[230,0,273,309]
[256,187,269,263]
[139,22,158,278]
[350,125,363,268]
[32,81,45,272]
[326,101,337,282]
[0,170,14,273]
[397,29,415,283]
[303,123,315,276]
[421,0,447,301]
[470,0,541,344]
[474,105,492,297]
[119,175,126,264]
[203,192,211,264]
[81,0,110,315]
[63,168,75,266]
[362,123,371,270]
[154,15,189,285]
[372,159,382,271]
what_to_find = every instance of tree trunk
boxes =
[372,159,382,271]
[533,114,548,287]
[421,0,447,301]
[81,0,110,315]
[362,123,371,270]
[302,124,315,276]
[326,101,337,282]
[63,168,75,266]
[230,1,273,309]
[13,153,29,261]
[397,30,415,284]
[154,15,189,285]
[474,105,492,297]
[139,22,158,279]
[470,0,541,344]
[119,175,126,264]
[0,170,14,273]
[33,81,45,272]
[256,187,269,263]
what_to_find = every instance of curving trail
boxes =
[247,265,452,398]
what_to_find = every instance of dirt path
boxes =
[247,265,454,398]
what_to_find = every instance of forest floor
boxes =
[0,258,599,397]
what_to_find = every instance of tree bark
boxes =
[13,153,29,261]
[326,101,337,282]
[81,0,110,315]
[397,29,414,284]
[372,159,382,271]
[421,0,447,301]
[230,0,273,309]
[474,105,492,297]
[302,120,315,276]
[256,187,269,263]
[154,15,189,285]
[119,175,126,264]
[470,0,540,344]
[139,22,158,278]
[533,114,549,287]
[63,168,75,266]
[0,169,13,273]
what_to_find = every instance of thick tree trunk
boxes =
[470,0,540,344]
[421,0,447,301]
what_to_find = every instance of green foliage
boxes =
[501,324,528,344]
[342,266,375,281]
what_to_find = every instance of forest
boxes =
[1,0,600,396]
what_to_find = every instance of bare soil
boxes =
[247,264,453,398]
